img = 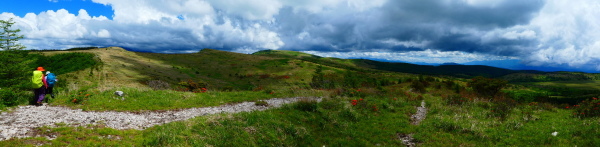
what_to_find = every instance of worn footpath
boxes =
[0,97,321,141]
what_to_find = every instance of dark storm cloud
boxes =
[275,0,544,56]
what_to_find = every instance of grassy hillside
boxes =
[1,47,600,146]
[253,49,541,78]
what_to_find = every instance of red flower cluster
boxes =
[192,87,208,93]
[572,97,600,117]
[350,98,364,106]
[71,92,91,104]
[372,105,378,111]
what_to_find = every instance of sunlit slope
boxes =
[40,47,179,90]
[252,49,536,78]
[135,49,326,90]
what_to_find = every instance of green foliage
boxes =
[293,99,318,112]
[410,77,428,93]
[490,96,518,120]
[0,88,28,107]
[310,65,326,88]
[467,76,508,98]
[176,79,207,93]
[49,88,317,112]
[0,50,32,89]
[33,52,100,75]
[0,18,25,51]
[443,94,468,106]
[136,96,413,146]
[571,97,600,118]
[254,100,269,106]
[504,89,547,103]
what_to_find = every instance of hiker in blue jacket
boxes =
[45,71,58,98]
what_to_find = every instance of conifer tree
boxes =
[0,18,30,89]
[0,18,25,51]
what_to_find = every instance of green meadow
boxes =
[1,47,599,146]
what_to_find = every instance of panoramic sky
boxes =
[1,0,599,72]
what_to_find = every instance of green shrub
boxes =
[467,76,508,98]
[571,97,600,118]
[255,100,269,106]
[410,80,427,93]
[294,99,318,112]
[444,94,468,106]
[318,98,339,110]
[490,96,517,120]
[0,88,28,106]
[33,52,100,75]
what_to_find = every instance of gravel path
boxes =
[0,97,321,141]
[399,100,428,147]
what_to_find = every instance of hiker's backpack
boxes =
[46,73,57,87]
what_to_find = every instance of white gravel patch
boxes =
[0,97,321,141]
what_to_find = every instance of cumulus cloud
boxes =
[1,0,600,71]
[523,0,600,70]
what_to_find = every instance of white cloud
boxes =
[304,49,517,64]
[96,29,111,38]
[523,0,600,69]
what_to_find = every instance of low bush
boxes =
[444,94,468,106]
[147,80,170,90]
[294,99,318,112]
[0,88,28,107]
[571,97,600,118]
[255,100,269,106]
[468,76,508,98]
[489,95,517,120]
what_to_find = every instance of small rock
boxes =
[114,91,124,97]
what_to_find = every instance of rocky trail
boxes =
[399,100,428,147]
[0,97,321,141]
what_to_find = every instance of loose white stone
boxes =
[0,97,321,141]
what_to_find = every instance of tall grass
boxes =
[414,95,600,146]
[50,87,329,112]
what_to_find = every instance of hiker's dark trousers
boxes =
[34,86,46,103]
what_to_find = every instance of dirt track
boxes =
[0,97,320,141]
